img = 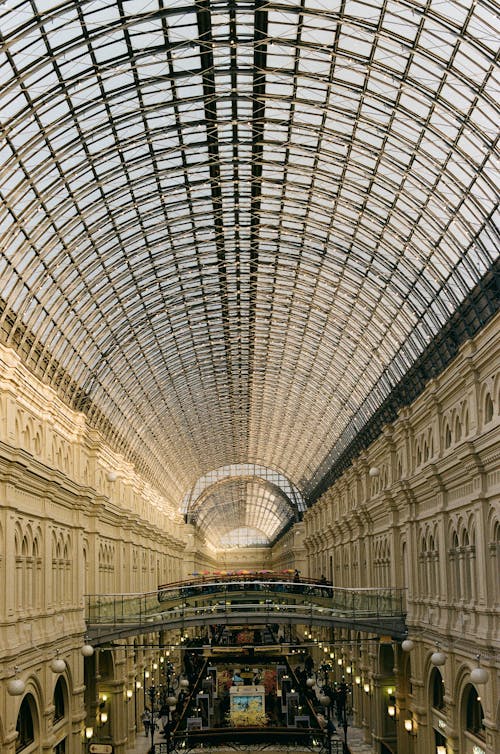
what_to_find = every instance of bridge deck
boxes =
[85,579,406,644]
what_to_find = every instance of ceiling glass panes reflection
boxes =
[0,0,498,542]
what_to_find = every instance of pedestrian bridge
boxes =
[85,577,406,645]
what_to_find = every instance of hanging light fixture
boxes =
[81,644,95,657]
[431,644,446,666]
[470,656,489,685]
[51,652,66,674]
[7,667,25,696]
[401,638,414,652]
[369,466,380,477]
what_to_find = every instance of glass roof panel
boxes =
[0,0,497,539]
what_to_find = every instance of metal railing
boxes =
[85,578,406,641]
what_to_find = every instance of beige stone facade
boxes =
[302,314,499,754]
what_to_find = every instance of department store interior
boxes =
[0,1,498,754]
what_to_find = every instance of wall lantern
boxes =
[363,683,370,693]
[85,727,94,739]
[436,746,446,754]
[388,704,396,717]
[126,689,133,701]
[355,676,361,685]
[404,718,414,733]
[100,711,108,725]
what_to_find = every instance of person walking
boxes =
[141,707,152,736]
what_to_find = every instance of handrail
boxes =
[84,579,407,642]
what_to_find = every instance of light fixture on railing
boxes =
[136,680,142,689]
[85,726,94,740]
[126,689,133,702]
[355,675,361,685]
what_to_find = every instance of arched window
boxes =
[16,694,36,752]
[53,677,66,724]
[464,684,485,739]
[444,423,452,449]
[430,668,444,710]
[484,392,493,424]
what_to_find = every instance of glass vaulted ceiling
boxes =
[0,0,498,546]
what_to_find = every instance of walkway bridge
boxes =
[85,577,407,645]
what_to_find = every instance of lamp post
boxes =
[164,661,177,754]
[319,662,334,754]
[337,679,349,753]
[147,684,158,754]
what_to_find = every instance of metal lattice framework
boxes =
[0,0,498,546]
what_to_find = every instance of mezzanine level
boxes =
[85,576,406,644]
